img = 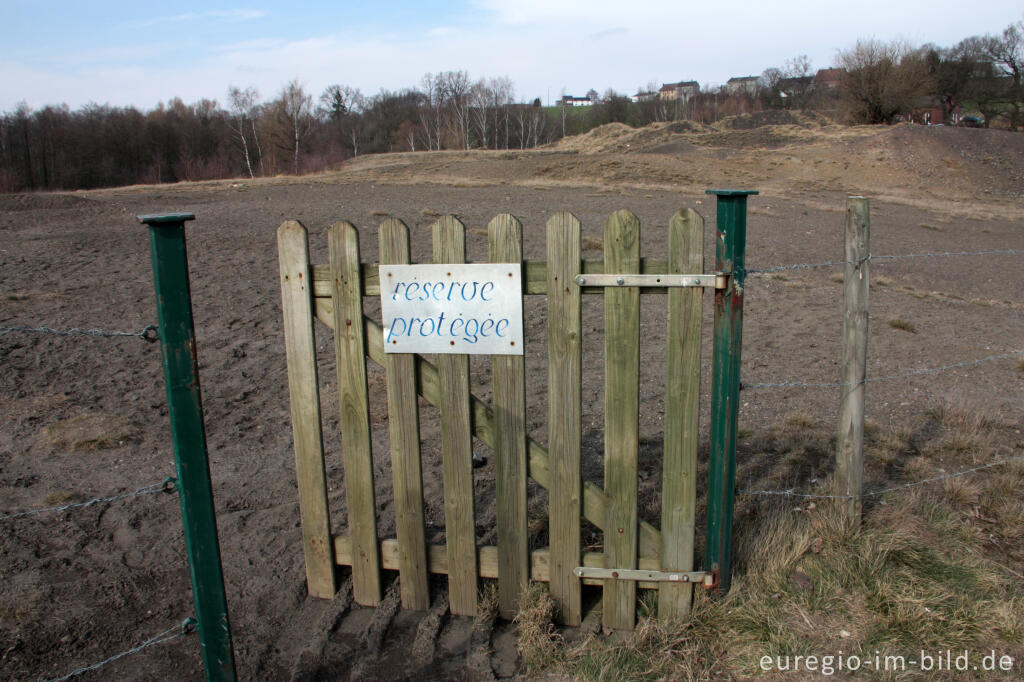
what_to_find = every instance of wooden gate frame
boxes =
[277,191,752,630]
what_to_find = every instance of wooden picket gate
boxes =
[278,195,751,630]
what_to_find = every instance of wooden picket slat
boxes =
[379,219,430,611]
[659,209,704,620]
[277,221,337,599]
[328,221,381,606]
[432,217,478,617]
[546,212,583,626]
[602,210,641,631]
[488,214,529,619]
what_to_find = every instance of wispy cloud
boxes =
[125,9,269,29]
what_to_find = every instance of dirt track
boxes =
[1,118,1022,680]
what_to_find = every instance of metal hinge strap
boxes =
[573,567,714,586]
[574,273,726,289]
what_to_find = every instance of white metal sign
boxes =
[379,264,524,355]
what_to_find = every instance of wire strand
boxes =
[742,351,1023,390]
[42,618,196,682]
[0,324,158,342]
[739,455,1024,500]
[747,248,1024,275]
[0,479,176,521]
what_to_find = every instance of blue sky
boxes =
[2,1,1022,111]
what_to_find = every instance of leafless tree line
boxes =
[2,18,1021,192]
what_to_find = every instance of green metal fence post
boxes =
[139,213,237,682]
[704,189,757,595]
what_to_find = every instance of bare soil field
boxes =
[1,117,1023,680]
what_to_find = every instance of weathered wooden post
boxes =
[836,197,870,524]
[704,189,756,594]
[138,213,237,682]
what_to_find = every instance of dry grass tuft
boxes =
[887,318,917,333]
[514,583,561,675]
[42,413,132,451]
[42,490,80,506]
[784,412,816,430]
[476,583,499,624]
[0,591,41,626]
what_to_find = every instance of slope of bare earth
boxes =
[1,116,1022,680]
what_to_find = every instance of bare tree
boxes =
[470,79,492,148]
[438,70,471,149]
[489,76,515,149]
[836,40,934,124]
[784,55,814,109]
[276,79,313,174]
[527,103,546,147]
[227,85,259,177]
[418,73,444,150]
[318,84,365,156]
[981,20,1024,127]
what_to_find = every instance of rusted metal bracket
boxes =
[574,273,727,289]
[573,566,715,587]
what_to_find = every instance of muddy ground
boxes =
[1,118,1023,680]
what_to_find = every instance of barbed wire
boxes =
[747,248,1024,275]
[42,617,197,682]
[741,350,1023,390]
[748,257,866,275]
[871,248,1024,261]
[0,324,159,343]
[738,454,1024,500]
[0,479,177,521]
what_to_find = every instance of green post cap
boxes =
[137,213,196,225]
[705,190,759,196]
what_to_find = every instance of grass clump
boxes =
[42,490,79,506]
[42,413,132,451]
[514,583,560,675]
[887,318,917,333]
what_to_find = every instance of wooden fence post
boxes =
[837,197,870,524]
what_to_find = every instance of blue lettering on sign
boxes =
[383,270,520,352]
